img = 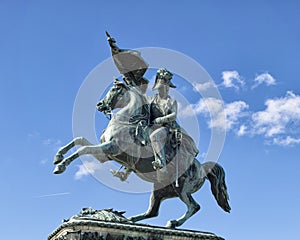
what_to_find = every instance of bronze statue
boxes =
[150,68,178,170]
[53,32,231,228]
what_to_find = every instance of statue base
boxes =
[48,208,225,240]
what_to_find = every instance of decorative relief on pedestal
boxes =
[63,208,131,224]
[49,208,224,240]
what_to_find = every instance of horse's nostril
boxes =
[97,102,108,112]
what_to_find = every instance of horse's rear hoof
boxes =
[54,154,64,164]
[166,220,178,229]
[53,164,66,174]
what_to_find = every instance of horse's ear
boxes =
[113,79,123,86]
[113,78,128,89]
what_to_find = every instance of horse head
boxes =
[96,79,129,114]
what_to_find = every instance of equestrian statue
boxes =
[53,32,231,228]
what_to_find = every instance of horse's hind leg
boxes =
[166,191,200,228]
[54,137,92,164]
[129,189,164,222]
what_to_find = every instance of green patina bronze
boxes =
[53,33,231,229]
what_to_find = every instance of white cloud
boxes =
[202,98,226,130]
[193,81,216,92]
[225,101,249,130]
[27,131,40,139]
[179,91,300,147]
[75,160,103,180]
[40,159,48,165]
[180,98,249,131]
[237,125,247,136]
[27,132,62,150]
[252,91,300,137]
[42,138,62,153]
[273,136,300,146]
[221,71,245,90]
[179,97,223,123]
[43,138,62,146]
[252,72,276,89]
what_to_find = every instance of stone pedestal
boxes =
[48,208,224,240]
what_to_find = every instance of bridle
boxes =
[103,84,127,120]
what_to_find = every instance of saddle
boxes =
[132,121,183,164]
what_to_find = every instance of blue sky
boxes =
[1,1,300,239]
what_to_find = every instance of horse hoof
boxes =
[128,216,138,222]
[166,220,177,229]
[53,164,66,174]
[54,154,64,164]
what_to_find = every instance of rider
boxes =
[150,68,180,170]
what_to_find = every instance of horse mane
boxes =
[111,86,149,126]
[129,103,149,124]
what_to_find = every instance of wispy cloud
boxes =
[42,138,62,164]
[43,138,62,147]
[35,192,71,198]
[193,81,216,93]
[27,132,62,150]
[180,98,249,132]
[252,72,276,89]
[40,159,48,165]
[27,131,40,139]
[75,160,103,180]
[272,136,300,147]
[27,132,63,164]
[237,125,248,136]
[221,70,245,90]
[179,97,223,119]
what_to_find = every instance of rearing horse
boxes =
[53,80,231,228]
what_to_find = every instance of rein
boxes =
[103,85,127,121]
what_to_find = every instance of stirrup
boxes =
[152,160,164,170]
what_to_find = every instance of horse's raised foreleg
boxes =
[53,141,119,174]
[166,190,200,228]
[54,137,93,164]
[129,189,164,222]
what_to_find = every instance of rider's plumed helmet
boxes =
[152,68,176,90]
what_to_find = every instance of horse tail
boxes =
[203,161,231,213]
